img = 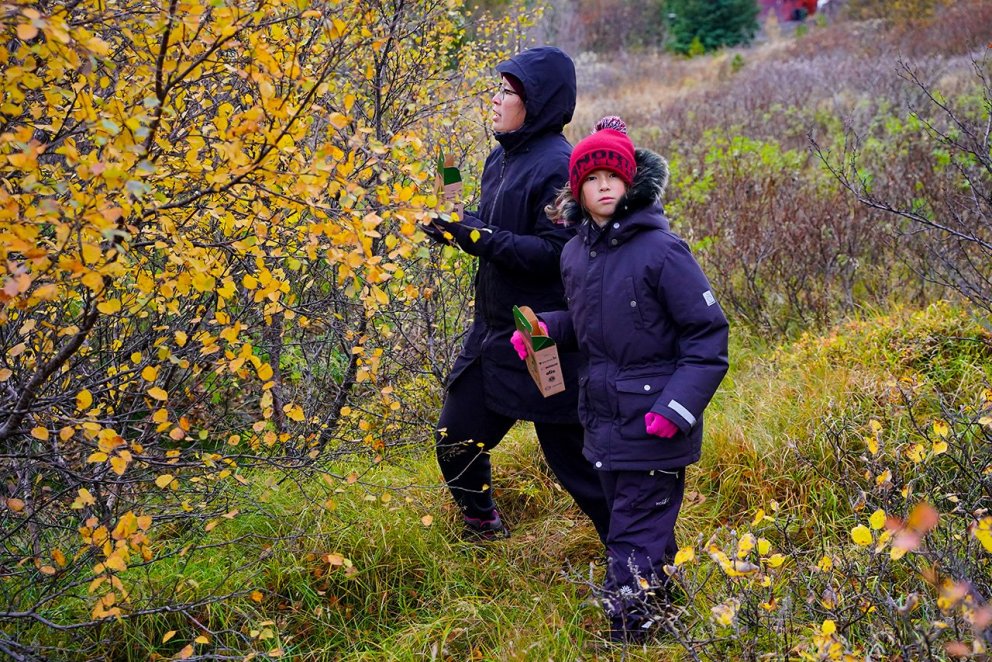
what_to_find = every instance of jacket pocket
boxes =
[615,372,673,440]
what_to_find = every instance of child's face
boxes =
[491,75,526,133]
[580,169,627,226]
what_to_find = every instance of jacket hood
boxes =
[550,147,670,227]
[495,47,576,151]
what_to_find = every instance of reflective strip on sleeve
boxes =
[668,399,697,427]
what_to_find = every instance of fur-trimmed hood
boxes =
[549,147,670,227]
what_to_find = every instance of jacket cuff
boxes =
[653,399,696,433]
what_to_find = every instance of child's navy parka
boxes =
[542,149,730,470]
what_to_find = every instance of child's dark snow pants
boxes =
[598,466,686,639]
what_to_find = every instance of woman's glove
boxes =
[430,214,492,254]
[510,321,548,360]
[645,412,679,439]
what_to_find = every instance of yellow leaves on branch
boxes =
[972,517,992,554]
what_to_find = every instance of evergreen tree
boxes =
[666,0,760,54]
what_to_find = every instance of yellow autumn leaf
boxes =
[674,546,695,566]
[162,630,177,644]
[851,525,872,546]
[72,488,96,509]
[933,439,948,455]
[76,389,93,411]
[421,515,434,527]
[6,498,25,513]
[147,387,168,401]
[31,426,49,440]
[87,452,108,463]
[933,419,949,438]
[371,285,389,306]
[257,363,273,381]
[16,21,39,40]
[104,553,127,572]
[907,444,926,463]
[869,509,886,530]
[822,619,837,636]
[764,553,785,568]
[97,299,121,314]
[155,474,175,489]
[109,454,129,475]
[284,404,305,422]
[141,366,158,381]
[973,518,992,553]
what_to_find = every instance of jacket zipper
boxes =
[482,153,509,326]
[486,153,509,226]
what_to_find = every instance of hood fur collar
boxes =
[549,147,669,226]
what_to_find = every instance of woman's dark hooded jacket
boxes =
[541,148,730,469]
[436,46,582,423]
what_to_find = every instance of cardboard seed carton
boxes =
[435,151,463,219]
[512,305,565,398]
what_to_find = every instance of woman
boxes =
[426,48,610,543]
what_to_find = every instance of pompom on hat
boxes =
[568,115,636,194]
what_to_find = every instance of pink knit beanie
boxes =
[568,116,636,194]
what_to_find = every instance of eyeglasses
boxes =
[494,87,519,101]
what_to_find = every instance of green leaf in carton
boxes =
[438,151,461,186]
[512,305,555,351]
[512,305,532,333]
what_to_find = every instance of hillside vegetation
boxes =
[1,1,991,659]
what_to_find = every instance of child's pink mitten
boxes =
[510,331,528,360]
[645,412,678,439]
[509,321,547,360]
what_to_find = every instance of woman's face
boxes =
[581,169,627,226]
[491,75,526,133]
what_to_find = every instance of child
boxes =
[512,117,729,642]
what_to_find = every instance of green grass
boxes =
[9,301,989,660]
